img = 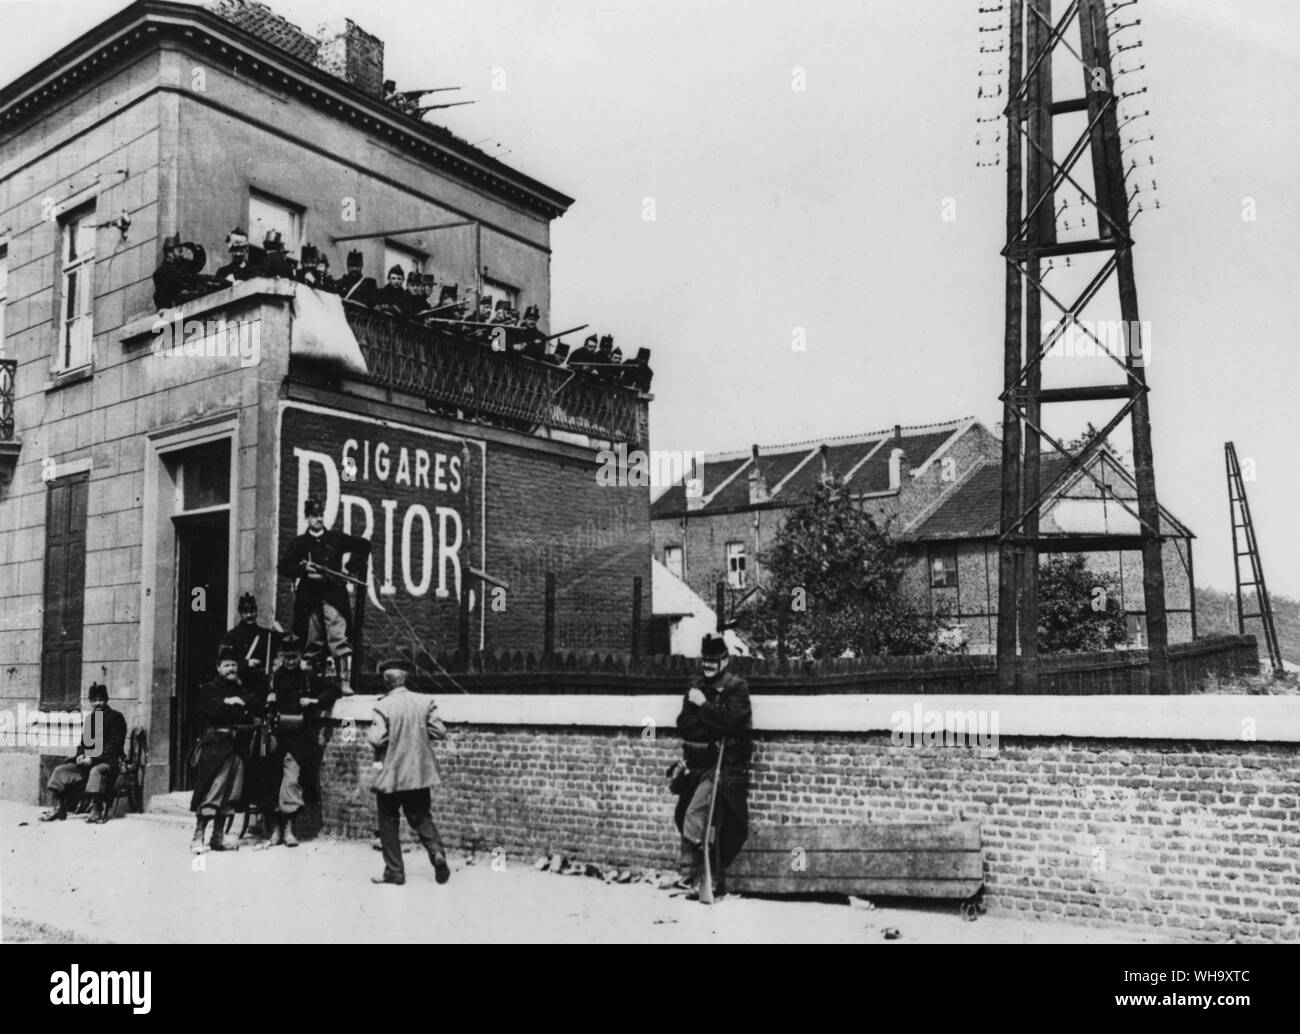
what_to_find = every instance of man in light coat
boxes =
[366,660,451,886]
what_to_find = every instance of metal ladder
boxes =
[1225,442,1284,674]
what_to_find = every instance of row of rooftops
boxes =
[651,418,1194,543]
[651,419,973,518]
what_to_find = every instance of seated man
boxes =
[41,682,127,824]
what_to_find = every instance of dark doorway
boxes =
[170,513,229,791]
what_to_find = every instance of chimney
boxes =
[818,444,830,484]
[893,424,902,441]
[748,444,769,505]
[888,447,907,491]
[315,20,385,98]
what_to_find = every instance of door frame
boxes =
[140,412,241,801]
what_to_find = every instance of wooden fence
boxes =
[360,633,1259,697]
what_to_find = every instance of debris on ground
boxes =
[848,896,876,911]
[883,927,901,940]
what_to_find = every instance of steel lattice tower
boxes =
[996,0,1169,692]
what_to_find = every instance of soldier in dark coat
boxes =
[259,230,294,278]
[190,647,263,853]
[673,634,752,898]
[336,250,377,305]
[218,592,280,693]
[40,682,127,824]
[152,234,210,310]
[256,635,341,847]
[374,265,412,316]
[276,495,371,686]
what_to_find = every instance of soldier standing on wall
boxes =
[276,495,371,689]
[336,250,377,305]
[671,634,752,900]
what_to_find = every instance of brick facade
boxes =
[321,720,1300,942]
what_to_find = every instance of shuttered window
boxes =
[40,472,89,710]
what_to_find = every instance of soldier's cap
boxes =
[387,264,404,278]
[300,244,319,266]
[583,334,598,348]
[478,295,493,308]
[87,682,109,702]
[406,270,422,283]
[226,228,249,247]
[495,299,512,311]
[162,233,182,251]
[523,304,540,320]
[378,658,416,675]
[279,633,303,653]
[263,229,284,250]
[238,592,257,612]
[304,495,326,517]
[315,252,329,268]
[598,334,614,351]
[611,347,623,361]
[421,273,437,286]
[439,284,459,302]
[701,634,729,661]
[347,249,364,267]
[218,644,242,664]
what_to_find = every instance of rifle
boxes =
[700,736,727,905]
[302,560,367,588]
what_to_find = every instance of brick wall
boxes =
[320,720,1299,942]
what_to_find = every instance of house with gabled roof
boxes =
[650,417,1195,654]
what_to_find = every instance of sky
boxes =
[2,0,1298,597]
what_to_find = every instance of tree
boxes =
[1037,554,1127,652]
[734,479,942,658]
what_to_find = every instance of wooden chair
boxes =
[71,727,147,819]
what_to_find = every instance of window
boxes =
[664,546,683,580]
[726,542,746,590]
[41,472,89,710]
[58,208,96,370]
[929,548,958,589]
[1126,613,1147,649]
[249,192,302,255]
[0,241,8,355]
[174,440,232,513]
[383,242,425,280]
[481,276,518,310]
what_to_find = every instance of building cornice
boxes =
[0,1,575,222]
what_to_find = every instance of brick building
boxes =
[650,417,1195,652]
[0,0,651,802]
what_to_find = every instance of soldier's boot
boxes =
[87,797,106,824]
[210,817,240,851]
[283,815,299,848]
[267,815,285,847]
[191,817,209,854]
[40,799,68,822]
